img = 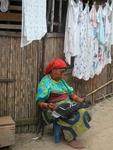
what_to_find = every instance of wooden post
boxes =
[50,0,55,32]
[47,0,52,23]
[58,0,63,32]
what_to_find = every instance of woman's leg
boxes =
[58,109,91,148]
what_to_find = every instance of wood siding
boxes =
[0,36,43,132]
[0,34,113,132]
[0,34,72,132]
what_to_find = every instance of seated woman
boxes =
[36,58,91,149]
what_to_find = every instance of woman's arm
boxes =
[71,93,84,103]
[38,101,56,110]
[38,102,48,109]
[61,80,84,103]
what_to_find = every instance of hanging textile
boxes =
[64,0,112,80]
[72,3,91,80]
[96,6,105,45]
[111,0,113,44]
[0,0,9,12]
[21,0,47,47]
[64,0,81,65]
[103,2,112,65]
[94,5,105,75]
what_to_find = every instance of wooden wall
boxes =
[0,36,43,132]
[0,0,21,32]
[0,34,113,132]
[0,34,72,132]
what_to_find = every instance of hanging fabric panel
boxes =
[111,0,113,44]
[64,0,113,80]
[21,0,47,47]
[64,0,81,65]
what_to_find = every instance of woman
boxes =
[36,58,91,149]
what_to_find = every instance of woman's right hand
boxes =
[48,103,56,111]
[39,102,56,111]
[39,102,48,109]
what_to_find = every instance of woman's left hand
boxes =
[77,97,84,103]
[71,94,84,103]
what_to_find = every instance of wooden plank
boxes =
[0,12,21,22]
[7,37,16,118]
[0,125,15,148]
[16,118,37,127]
[15,38,24,132]
[102,66,108,96]
[11,0,21,1]
[0,31,21,37]
[111,47,113,94]
[0,36,10,116]
[0,84,7,116]
[28,41,39,131]
[48,21,62,26]
[26,42,33,131]
[46,33,64,38]
[9,5,22,11]
[0,78,15,83]
[44,36,64,69]
[13,38,21,119]
[50,0,55,32]
[47,0,52,21]
[58,0,62,32]
[107,64,112,94]
[0,24,21,30]
[0,116,15,126]
[20,42,29,132]
[0,37,15,116]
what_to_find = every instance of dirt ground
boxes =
[4,97,113,150]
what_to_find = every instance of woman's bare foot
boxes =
[68,140,85,149]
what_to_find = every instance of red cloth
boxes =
[48,93,68,103]
[44,58,67,75]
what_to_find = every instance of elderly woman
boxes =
[36,58,91,149]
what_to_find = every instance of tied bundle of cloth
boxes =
[53,100,91,119]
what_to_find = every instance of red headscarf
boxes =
[44,58,67,75]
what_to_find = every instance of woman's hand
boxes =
[71,94,84,103]
[48,103,56,111]
[77,97,84,103]
[38,102,48,109]
[38,102,56,111]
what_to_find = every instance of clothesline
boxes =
[80,0,111,4]
[80,0,112,7]
[75,0,113,13]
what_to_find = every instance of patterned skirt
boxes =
[42,99,91,142]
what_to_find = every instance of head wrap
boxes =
[44,58,67,75]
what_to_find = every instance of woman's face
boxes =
[51,68,66,81]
